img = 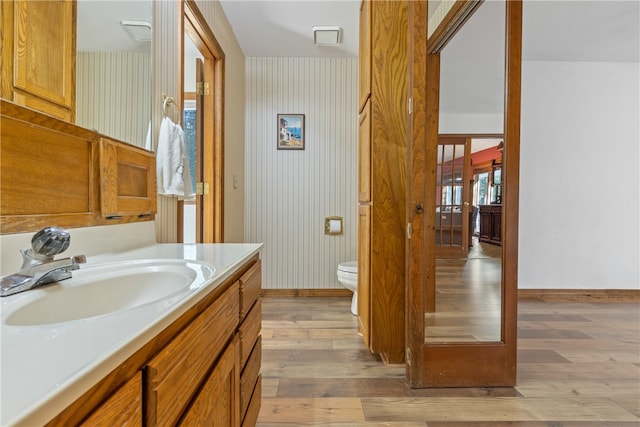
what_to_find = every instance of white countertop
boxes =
[0,243,262,426]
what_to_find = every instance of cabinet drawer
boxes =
[241,375,262,427]
[80,372,142,427]
[239,300,262,368]
[145,282,240,426]
[240,336,261,420]
[239,260,261,318]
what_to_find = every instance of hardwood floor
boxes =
[429,239,502,342]
[258,296,640,426]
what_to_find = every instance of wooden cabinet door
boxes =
[99,137,157,218]
[80,373,142,427]
[146,283,239,426]
[179,336,240,427]
[2,0,76,122]
[358,101,371,203]
[357,203,371,347]
[479,207,492,242]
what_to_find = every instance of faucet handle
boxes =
[31,227,71,257]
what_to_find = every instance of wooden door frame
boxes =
[180,0,225,243]
[406,0,522,387]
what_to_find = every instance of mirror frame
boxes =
[406,0,522,387]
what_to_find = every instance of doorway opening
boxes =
[178,1,225,243]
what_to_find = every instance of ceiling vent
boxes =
[312,26,342,46]
[121,20,152,42]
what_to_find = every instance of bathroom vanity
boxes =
[0,243,262,427]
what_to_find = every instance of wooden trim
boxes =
[519,289,640,303]
[439,133,503,139]
[261,288,640,304]
[427,0,483,53]
[261,289,353,298]
[406,0,429,387]
[423,53,440,315]
[498,0,522,387]
[176,199,184,243]
[184,0,225,243]
[1,1,15,100]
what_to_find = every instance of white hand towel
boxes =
[156,117,194,198]
[144,121,153,151]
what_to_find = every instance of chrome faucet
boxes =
[1,227,86,297]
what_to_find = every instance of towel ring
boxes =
[162,94,180,119]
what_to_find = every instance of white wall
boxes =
[0,222,156,276]
[519,60,640,289]
[76,51,151,149]
[244,57,358,289]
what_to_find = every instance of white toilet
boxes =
[337,261,358,315]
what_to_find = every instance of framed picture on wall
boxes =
[277,114,305,150]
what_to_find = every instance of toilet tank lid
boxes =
[338,261,357,273]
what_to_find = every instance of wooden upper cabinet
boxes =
[358,0,371,113]
[1,0,77,122]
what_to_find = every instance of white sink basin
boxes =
[4,259,215,326]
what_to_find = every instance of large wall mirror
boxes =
[427,0,506,344]
[76,0,152,150]
[407,0,520,387]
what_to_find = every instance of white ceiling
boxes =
[76,1,639,61]
[76,0,638,116]
[220,0,360,58]
[77,1,152,52]
[220,0,639,62]
[220,0,638,117]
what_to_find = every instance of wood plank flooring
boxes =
[428,238,502,342]
[258,296,639,426]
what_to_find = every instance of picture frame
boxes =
[277,114,305,150]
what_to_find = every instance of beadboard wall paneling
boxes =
[245,57,358,289]
[153,0,181,243]
[153,0,246,243]
[76,52,151,148]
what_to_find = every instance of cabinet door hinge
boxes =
[407,222,412,239]
[196,81,210,96]
[408,97,413,115]
[406,347,412,365]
